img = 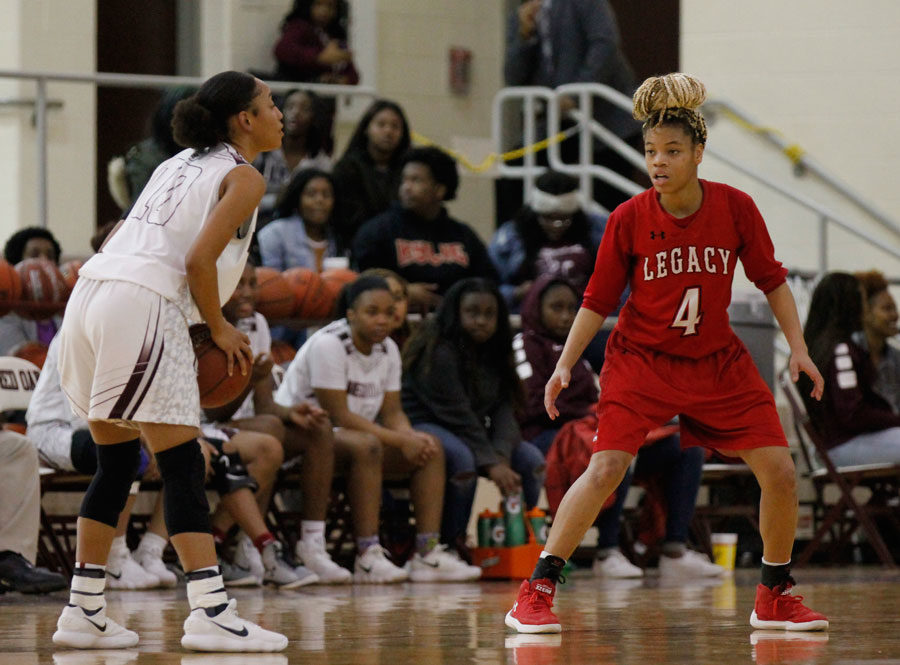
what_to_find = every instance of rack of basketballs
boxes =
[0,258,359,369]
[0,258,79,367]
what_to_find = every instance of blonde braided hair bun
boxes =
[632,73,708,145]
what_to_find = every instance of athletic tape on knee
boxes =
[155,439,211,536]
[78,438,141,527]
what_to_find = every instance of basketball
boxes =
[0,260,22,317]
[60,259,83,291]
[283,267,331,320]
[320,267,359,315]
[14,258,69,320]
[189,323,251,408]
[12,341,49,369]
[255,267,295,320]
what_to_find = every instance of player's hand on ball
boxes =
[544,365,571,419]
[210,322,252,377]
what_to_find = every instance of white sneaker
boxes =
[409,544,482,582]
[592,549,644,579]
[262,541,318,589]
[133,548,177,588]
[234,534,265,584]
[353,545,408,584]
[295,538,352,584]
[52,604,139,649]
[219,558,259,588]
[181,599,288,652]
[107,545,160,590]
[659,549,726,578]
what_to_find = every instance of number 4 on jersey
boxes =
[671,287,702,336]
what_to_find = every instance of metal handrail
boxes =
[0,68,377,228]
[494,82,900,272]
[704,99,900,239]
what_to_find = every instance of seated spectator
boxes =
[353,147,498,312]
[108,87,196,213]
[855,269,900,411]
[0,227,64,356]
[201,262,342,584]
[802,272,900,465]
[274,0,359,85]
[489,170,607,311]
[332,100,411,249]
[401,278,545,551]
[516,276,722,578]
[0,359,66,593]
[358,268,411,349]
[275,276,481,582]
[258,168,342,272]
[253,89,334,224]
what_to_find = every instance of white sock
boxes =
[137,531,168,556]
[70,564,106,611]
[301,520,326,544]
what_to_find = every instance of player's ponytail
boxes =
[632,73,708,146]
[171,70,258,151]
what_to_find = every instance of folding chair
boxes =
[779,368,900,568]
[690,460,759,558]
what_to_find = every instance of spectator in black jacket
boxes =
[353,147,498,312]
[331,100,411,250]
[401,278,545,548]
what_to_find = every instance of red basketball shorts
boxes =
[592,329,787,455]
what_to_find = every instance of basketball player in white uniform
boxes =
[52,71,289,652]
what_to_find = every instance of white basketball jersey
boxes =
[80,143,257,319]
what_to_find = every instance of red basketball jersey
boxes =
[582,180,787,358]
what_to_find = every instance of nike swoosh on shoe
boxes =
[359,565,373,573]
[85,617,107,632]
[210,621,249,637]
[107,571,122,580]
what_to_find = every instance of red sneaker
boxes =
[750,583,829,631]
[505,578,562,633]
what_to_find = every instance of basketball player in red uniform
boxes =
[506,73,829,634]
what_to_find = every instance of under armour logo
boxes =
[650,230,666,240]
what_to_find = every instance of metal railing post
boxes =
[35,77,48,228]
[818,216,828,273]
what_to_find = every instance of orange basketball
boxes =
[283,267,331,319]
[60,259,83,291]
[189,323,251,408]
[15,258,69,320]
[255,267,295,321]
[320,267,358,315]
[0,260,22,317]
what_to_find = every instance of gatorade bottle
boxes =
[490,513,506,547]
[503,492,527,546]
[477,509,493,547]
[525,507,548,544]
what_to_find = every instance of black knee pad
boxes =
[210,450,259,497]
[155,439,211,536]
[78,438,141,527]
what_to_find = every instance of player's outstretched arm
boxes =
[545,307,606,418]
[766,282,824,400]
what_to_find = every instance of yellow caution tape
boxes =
[410,126,577,173]
[716,107,807,166]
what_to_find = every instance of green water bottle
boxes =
[477,509,493,547]
[526,507,548,544]
[490,514,507,547]
[503,492,527,546]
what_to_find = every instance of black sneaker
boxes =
[0,550,67,593]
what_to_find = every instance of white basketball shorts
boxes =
[57,278,200,426]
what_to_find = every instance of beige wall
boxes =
[682,0,900,282]
[0,0,96,258]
